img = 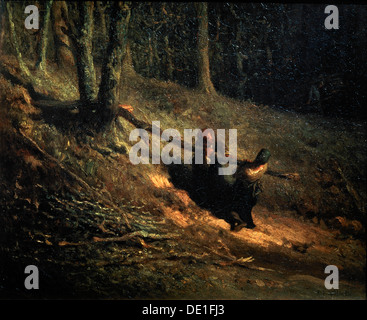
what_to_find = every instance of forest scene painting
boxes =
[0,1,366,303]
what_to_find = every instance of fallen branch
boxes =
[267,170,300,181]
[115,106,192,152]
[58,240,85,246]
[92,230,180,243]
[204,245,254,266]
[57,230,179,247]
[333,160,365,213]
[17,128,132,230]
[218,256,255,267]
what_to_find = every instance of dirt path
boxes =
[159,184,365,299]
[174,208,365,299]
[1,165,365,300]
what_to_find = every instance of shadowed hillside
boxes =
[0,53,365,299]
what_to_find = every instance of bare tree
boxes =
[195,2,216,95]
[0,0,6,53]
[6,2,32,79]
[122,41,136,76]
[35,0,53,71]
[97,1,131,118]
[95,1,107,39]
[51,1,75,69]
[75,2,97,104]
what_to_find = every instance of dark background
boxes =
[3,2,366,118]
[125,2,366,118]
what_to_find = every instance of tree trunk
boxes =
[122,41,135,76]
[51,1,75,69]
[6,2,32,79]
[98,2,131,117]
[148,36,154,77]
[96,1,107,38]
[164,35,173,80]
[75,2,97,104]
[35,0,53,71]
[196,2,216,95]
[119,40,135,101]
[0,1,6,54]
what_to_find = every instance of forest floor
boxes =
[0,55,366,299]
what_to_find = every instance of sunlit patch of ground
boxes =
[195,204,366,279]
[148,173,194,227]
[149,173,173,189]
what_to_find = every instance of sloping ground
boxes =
[0,55,365,299]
